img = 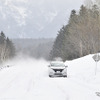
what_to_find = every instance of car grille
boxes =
[55,72,62,75]
[52,69,64,72]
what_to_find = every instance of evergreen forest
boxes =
[50,4,100,61]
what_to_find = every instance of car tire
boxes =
[49,75,54,78]
[63,75,67,77]
[49,75,52,77]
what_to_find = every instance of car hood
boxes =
[50,67,65,69]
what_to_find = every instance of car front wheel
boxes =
[49,75,54,78]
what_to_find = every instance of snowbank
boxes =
[65,54,100,93]
[0,54,100,100]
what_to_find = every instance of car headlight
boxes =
[49,68,55,75]
[62,68,67,75]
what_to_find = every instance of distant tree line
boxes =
[50,4,100,61]
[0,31,15,63]
[13,38,54,60]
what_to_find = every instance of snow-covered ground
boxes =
[0,54,100,100]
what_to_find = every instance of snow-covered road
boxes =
[0,55,100,100]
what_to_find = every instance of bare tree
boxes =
[68,5,100,57]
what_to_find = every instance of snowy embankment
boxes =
[0,55,100,100]
[65,54,100,100]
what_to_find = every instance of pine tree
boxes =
[50,26,65,60]
[0,31,6,44]
[6,37,15,58]
[0,31,15,63]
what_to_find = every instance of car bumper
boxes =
[49,72,67,77]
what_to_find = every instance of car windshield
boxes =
[50,62,65,67]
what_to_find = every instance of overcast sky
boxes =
[0,0,85,38]
[29,0,85,38]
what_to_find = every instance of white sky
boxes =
[0,0,85,38]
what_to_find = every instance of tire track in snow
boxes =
[51,77,100,100]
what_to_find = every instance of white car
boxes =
[48,61,68,77]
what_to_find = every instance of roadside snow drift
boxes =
[0,55,100,100]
